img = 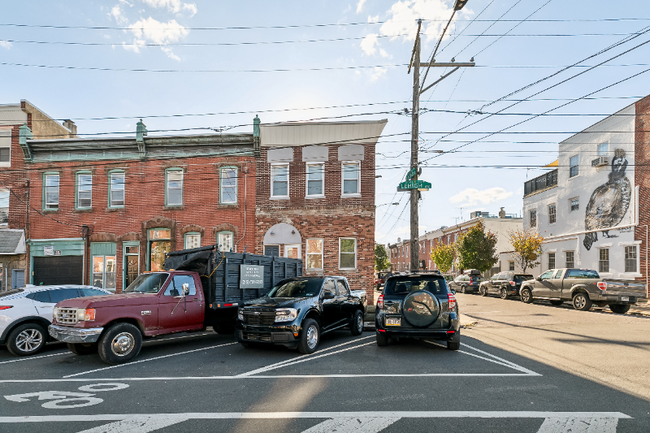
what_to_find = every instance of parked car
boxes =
[0,285,111,356]
[374,273,460,349]
[479,272,534,299]
[519,268,646,313]
[448,272,484,294]
[375,271,393,290]
[236,276,366,354]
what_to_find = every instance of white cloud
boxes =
[110,5,129,25]
[356,0,367,14]
[141,0,197,15]
[368,15,379,23]
[129,17,189,45]
[360,33,379,56]
[161,46,181,61]
[449,187,513,206]
[370,66,387,81]
[0,40,12,49]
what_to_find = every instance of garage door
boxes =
[33,256,83,286]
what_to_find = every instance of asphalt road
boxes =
[0,294,648,432]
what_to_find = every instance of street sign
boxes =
[398,179,431,191]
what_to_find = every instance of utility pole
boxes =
[407,1,473,273]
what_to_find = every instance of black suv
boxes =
[478,271,534,299]
[375,273,460,349]
[448,272,484,294]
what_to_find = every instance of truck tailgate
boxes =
[602,279,647,299]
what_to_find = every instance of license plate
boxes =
[386,317,401,326]
[621,296,629,302]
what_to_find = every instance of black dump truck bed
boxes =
[164,245,303,309]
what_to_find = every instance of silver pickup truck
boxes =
[519,268,646,314]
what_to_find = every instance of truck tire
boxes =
[609,304,630,314]
[572,292,592,311]
[520,288,533,304]
[376,331,389,347]
[215,324,235,334]
[479,286,487,297]
[67,343,98,355]
[500,288,508,300]
[98,323,142,365]
[297,319,320,354]
[350,310,364,336]
[6,323,47,356]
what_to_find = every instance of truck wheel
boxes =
[350,310,364,336]
[376,331,389,347]
[215,324,235,334]
[609,304,630,314]
[549,300,564,306]
[520,288,533,304]
[479,287,487,297]
[572,292,592,311]
[298,319,320,354]
[460,285,467,294]
[6,323,47,356]
[98,323,142,365]
[67,343,98,355]
[500,288,508,300]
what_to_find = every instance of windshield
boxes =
[384,276,447,295]
[514,275,534,283]
[124,273,169,294]
[267,278,323,298]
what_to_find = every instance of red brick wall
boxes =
[635,95,650,295]
[4,125,28,230]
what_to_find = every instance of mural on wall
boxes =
[583,149,631,250]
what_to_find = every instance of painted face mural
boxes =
[583,149,631,250]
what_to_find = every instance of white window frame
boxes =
[569,155,579,178]
[548,203,557,224]
[44,173,60,210]
[306,238,324,270]
[306,163,325,198]
[529,209,537,227]
[109,171,125,207]
[220,166,238,204]
[598,142,608,156]
[565,251,575,268]
[166,169,183,206]
[0,129,11,168]
[92,255,117,291]
[569,197,579,212]
[217,231,234,252]
[548,252,556,270]
[339,237,357,270]
[0,188,9,226]
[184,232,201,249]
[270,163,289,199]
[341,161,361,197]
[76,172,92,209]
[624,246,637,273]
[284,244,301,260]
[599,248,609,273]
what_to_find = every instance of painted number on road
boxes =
[4,383,129,409]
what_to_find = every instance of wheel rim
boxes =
[522,290,530,302]
[501,289,507,299]
[306,325,319,350]
[111,332,135,357]
[574,295,586,309]
[356,315,363,332]
[16,329,43,353]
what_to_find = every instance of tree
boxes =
[374,244,391,272]
[430,241,455,274]
[509,229,545,272]
[455,221,499,272]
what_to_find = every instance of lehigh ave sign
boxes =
[398,179,432,191]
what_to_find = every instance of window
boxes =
[148,228,171,271]
[264,245,280,256]
[569,197,579,212]
[339,238,357,269]
[306,163,324,197]
[569,155,579,178]
[565,251,575,268]
[548,203,556,224]
[539,270,553,280]
[625,246,637,273]
[599,248,609,273]
[164,274,196,297]
[342,162,360,196]
[509,261,515,271]
[548,252,556,270]
[93,255,116,290]
[271,164,289,198]
[184,233,201,249]
[76,172,92,209]
[44,173,59,210]
[0,129,10,166]
[165,169,183,206]
[0,189,8,225]
[336,280,350,296]
[109,171,125,207]
[306,238,323,269]
[598,142,608,156]
[217,231,234,252]
[220,167,238,204]
[529,209,537,227]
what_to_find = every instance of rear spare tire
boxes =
[402,290,441,328]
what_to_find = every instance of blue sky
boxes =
[3,1,650,245]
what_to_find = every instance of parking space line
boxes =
[538,416,619,433]
[461,343,540,375]
[0,351,67,365]
[302,416,401,433]
[63,342,238,379]
[76,415,189,433]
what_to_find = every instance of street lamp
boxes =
[454,0,469,11]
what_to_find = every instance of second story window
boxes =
[548,252,556,270]
[109,172,125,207]
[569,155,579,178]
[548,203,556,224]
[342,162,360,196]
[220,167,238,204]
[166,169,183,206]
[0,189,9,225]
[76,173,92,209]
[529,209,537,227]
[569,197,579,212]
[185,232,201,249]
[306,163,324,197]
[599,248,609,273]
[0,130,10,167]
[598,142,608,156]
[625,246,637,272]
[271,164,289,199]
[44,173,59,210]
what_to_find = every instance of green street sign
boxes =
[398,179,432,191]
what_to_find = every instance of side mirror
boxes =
[323,291,335,300]
[182,283,190,296]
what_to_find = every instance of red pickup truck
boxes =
[48,247,302,364]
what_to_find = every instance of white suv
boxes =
[0,285,111,356]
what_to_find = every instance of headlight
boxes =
[275,308,298,323]
[76,308,96,321]
[237,309,244,321]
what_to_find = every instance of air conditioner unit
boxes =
[591,156,609,167]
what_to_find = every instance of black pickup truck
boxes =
[236,276,367,354]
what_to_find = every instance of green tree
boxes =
[430,241,455,273]
[508,229,545,272]
[374,244,391,272]
[456,221,498,272]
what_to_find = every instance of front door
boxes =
[320,279,338,330]
[157,274,204,334]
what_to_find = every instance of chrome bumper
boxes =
[49,324,104,344]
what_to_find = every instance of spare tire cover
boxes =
[402,290,441,327]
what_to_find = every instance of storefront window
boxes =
[149,229,171,271]
[93,255,116,290]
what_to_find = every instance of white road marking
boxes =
[0,351,67,364]
[302,416,400,433]
[63,342,238,378]
[76,415,189,433]
[78,383,129,393]
[462,343,538,373]
[538,416,619,433]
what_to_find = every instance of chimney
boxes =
[499,207,506,218]
[62,119,77,138]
